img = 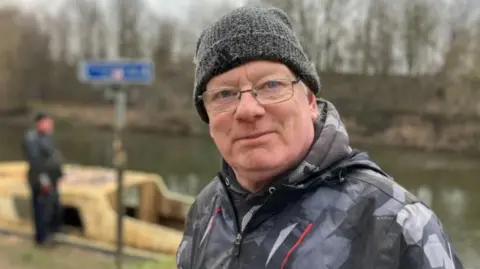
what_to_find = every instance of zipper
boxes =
[218,173,278,257]
[232,233,242,255]
[232,192,279,257]
[218,173,244,257]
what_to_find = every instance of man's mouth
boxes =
[236,131,274,141]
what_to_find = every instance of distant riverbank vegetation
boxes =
[0,0,479,153]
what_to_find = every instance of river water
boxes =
[1,123,479,267]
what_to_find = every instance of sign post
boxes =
[78,59,154,269]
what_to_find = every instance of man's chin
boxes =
[237,155,282,172]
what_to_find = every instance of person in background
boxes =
[22,112,64,246]
[176,5,464,269]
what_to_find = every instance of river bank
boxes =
[1,102,479,155]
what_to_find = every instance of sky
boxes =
[1,0,235,19]
[2,0,479,21]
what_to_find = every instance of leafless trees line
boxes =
[256,0,480,77]
[0,0,479,116]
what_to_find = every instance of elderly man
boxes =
[176,6,464,269]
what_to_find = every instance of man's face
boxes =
[37,118,54,134]
[206,60,318,188]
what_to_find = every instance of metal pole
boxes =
[114,0,130,266]
[115,0,128,267]
[113,86,127,269]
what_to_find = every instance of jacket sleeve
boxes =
[395,202,464,269]
[23,132,46,173]
[176,201,198,269]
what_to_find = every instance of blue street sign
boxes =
[78,59,154,85]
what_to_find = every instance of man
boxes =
[23,112,64,246]
[177,6,464,269]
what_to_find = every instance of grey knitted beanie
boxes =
[193,6,321,123]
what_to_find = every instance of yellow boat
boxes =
[0,161,194,257]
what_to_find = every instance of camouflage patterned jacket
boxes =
[176,100,464,269]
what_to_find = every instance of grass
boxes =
[0,234,176,269]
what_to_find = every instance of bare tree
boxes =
[258,0,354,72]
[69,0,101,58]
[349,0,386,75]
[339,0,398,75]
[148,18,178,112]
[371,0,397,75]
[15,11,55,101]
[402,0,439,76]
[179,1,237,55]
[440,0,478,78]
[0,8,28,112]
[346,17,367,74]
[117,0,145,58]
[437,0,480,116]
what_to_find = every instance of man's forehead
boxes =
[209,61,294,86]
[243,61,292,76]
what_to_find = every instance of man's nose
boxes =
[234,91,265,121]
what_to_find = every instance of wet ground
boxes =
[0,234,175,269]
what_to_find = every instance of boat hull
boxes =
[0,161,194,255]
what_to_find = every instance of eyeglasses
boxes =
[198,77,301,113]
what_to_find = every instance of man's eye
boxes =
[212,89,235,100]
[259,80,288,91]
[266,80,281,89]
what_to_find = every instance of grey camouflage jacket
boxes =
[176,100,464,269]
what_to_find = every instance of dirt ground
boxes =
[0,234,176,269]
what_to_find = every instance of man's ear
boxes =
[307,91,318,121]
[209,124,215,140]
